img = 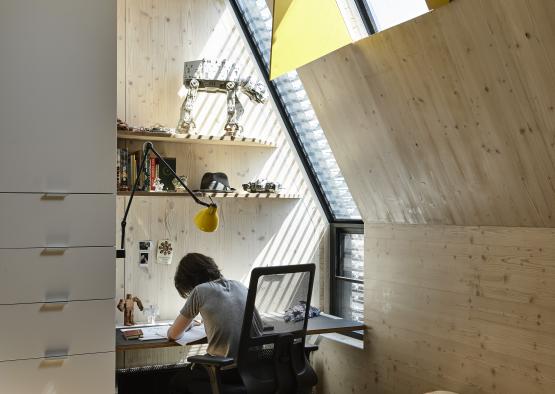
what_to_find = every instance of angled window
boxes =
[231,0,361,221]
[363,0,428,31]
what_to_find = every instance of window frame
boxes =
[229,0,334,223]
[330,222,364,339]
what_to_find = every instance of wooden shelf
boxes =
[117,129,276,148]
[117,191,302,199]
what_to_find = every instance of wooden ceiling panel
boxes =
[299,0,555,227]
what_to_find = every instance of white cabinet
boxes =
[0,352,115,394]
[0,247,114,304]
[0,193,115,248]
[0,299,114,362]
[0,0,116,390]
[0,0,115,194]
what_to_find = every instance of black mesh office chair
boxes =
[187,264,318,394]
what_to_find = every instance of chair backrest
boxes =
[237,264,317,394]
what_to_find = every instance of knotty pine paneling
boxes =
[115,195,324,324]
[299,0,555,227]
[314,223,555,394]
[299,0,555,393]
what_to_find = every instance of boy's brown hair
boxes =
[174,253,222,297]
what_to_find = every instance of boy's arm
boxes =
[167,314,193,341]
[168,287,201,340]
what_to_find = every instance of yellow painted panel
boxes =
[426,0,451,10]
[269,0,351,80]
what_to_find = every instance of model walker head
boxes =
[177,59,269,137]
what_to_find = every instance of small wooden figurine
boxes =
[117,293,144,326]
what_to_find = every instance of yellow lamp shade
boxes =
[194,205,219,232]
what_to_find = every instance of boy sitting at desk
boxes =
[167,253,262,393]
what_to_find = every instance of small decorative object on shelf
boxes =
[177,59,269,137]
[157,239,173,265]
[150,123,174,134]
[197,172,236,192]
[117,119,176,135]
[242,179,282,193]
[172,175,189,191]
[117,118,132,131]
[117,293,144,326]
[153,177,164,192]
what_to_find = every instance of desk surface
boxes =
[116,314,365,351]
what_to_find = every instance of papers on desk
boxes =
[121,323,207,345]
[138,325,171,341]
[175,324,206,346]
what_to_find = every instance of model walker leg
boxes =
[177,78,199,134]
[224,81,243,137]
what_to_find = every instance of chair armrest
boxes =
[305,344,319,353]
[187,354,235,367]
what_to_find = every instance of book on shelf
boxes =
[121,149,128,190]
[149,157,156,191]
[116,149,121,188]
[148,156,176,191]
[159,157,176,191]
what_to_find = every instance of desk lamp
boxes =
[116,141,218,259]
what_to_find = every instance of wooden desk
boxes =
[116,314,365,352]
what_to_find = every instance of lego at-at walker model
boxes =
[177,59,269,137]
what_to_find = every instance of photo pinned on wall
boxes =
[139,241,152,267]
[157,239,173,265]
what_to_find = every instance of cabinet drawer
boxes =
[0,299,114,362]
[0,0,115,194]
[0,247,114,304]
[0,352,114,394]
[0,193,114,248]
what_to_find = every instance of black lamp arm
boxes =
[117,141,213,258]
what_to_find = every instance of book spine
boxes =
[131,154,136,187]
[121,148,129,191]
[116,148,121,190]
[150,157,156,191]
[144,154,150,191]
[127,151,131,189]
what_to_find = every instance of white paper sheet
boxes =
[137,325,171,341]
[176,324,207,346]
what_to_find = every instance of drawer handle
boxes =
[45,350,69,360]
[40,301,68,312]
[40,247,67,256]
[40,350,69,368]
[41,193,68,200]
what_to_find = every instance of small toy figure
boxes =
[117,293,144,326]
[153,177,165,192]
[242,179,281,193]
[172,175,189,191]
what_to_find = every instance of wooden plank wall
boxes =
[298,0,555,393]
[116,0,328,366]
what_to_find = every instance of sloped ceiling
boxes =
[299,0,555,227]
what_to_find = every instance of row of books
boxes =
[117,148,177,191]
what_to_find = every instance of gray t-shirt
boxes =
[180,278,262,358]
